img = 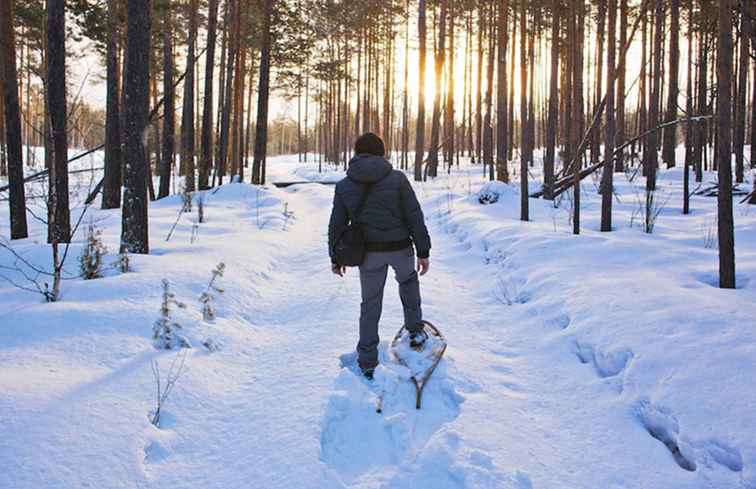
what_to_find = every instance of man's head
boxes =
[354,132,385,157]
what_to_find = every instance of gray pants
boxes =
[357,247,422,370]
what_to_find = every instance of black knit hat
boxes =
[354,132,385,157]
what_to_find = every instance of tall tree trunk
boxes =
[47,0,71,243]
[496,0,509,182]
[734,7,747,183]
[217,0,237,185]
[716,0,735,288]
[519,0,528,221]
[444,0,455,170]
[414,0,428,181]
[475,2,484,164]
[483,2,496,180]
[102,0,123,209]
[401,0,410,170]
[544,0,559,200]
[199,0,220,190]
[180,0,198,192]
[121,0,152,254]
[252,0,273,185]
[159,11,174,199]
[427,0,447,178]
[615,0,627,171]
[592,1,606,164]
[0,0,28,239]
[683,0,693,214]
[662,0,680,168]
[601,0,617,232]
[646,0,663,191]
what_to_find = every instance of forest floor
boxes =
[1,151,755,489]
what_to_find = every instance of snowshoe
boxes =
[389,320,447,409]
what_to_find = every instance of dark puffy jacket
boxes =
[328,154,431,261]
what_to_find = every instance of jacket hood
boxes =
[346,154,393,184]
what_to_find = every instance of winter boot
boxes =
[409,328,428,350]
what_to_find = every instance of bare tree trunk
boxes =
[0,0,28,239]
[103,0,123,209]
[615,0,627,171]
[683,0,693,214]
[199,0,220,190]
[414,0,428,181]
[734,7,747,183]
[519,0,528,220]
[496,0,509,182]
[401,0,410,170]
[544,0,559,200]
[645,0,663,191]
[217,0,237,186]
[716,0,735,288]
[483,2,496,180]
[444,0,455,171]
[662,0,680,168]
[475,2,484,164]
[601,0,617,232]
[180,0,198,192]
[592,1,606,165]
[121,0,152,254]
[47,0,71,243]
[252,0,273,185]
[427,0,447,178]
[159,10,174,199]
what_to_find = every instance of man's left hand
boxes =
[331,263,346,277]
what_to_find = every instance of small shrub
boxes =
[117,250,131,273]
[197,194,205,223]
[79,221,107,279]
[153,279,190,350]
[199,263,225,321]
[181,185,193,213]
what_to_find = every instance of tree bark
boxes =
[47,0,71,243]
[734,7,747,183]
[159,10,174,199]
[0,0,28,239]
[427,0,447,178]
[121,0,152,254]
[199,0,220,190]
[662,0,680,168]
[519,0,528,220]
[252,0,273,185]
[544,0,559,200]
[414,0,428,181]
[717,0,735,288]
[180,0,198,192]
[102,0,123,209]
[496,0,509,183]
[601,0,617,232]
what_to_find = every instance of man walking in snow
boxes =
[328,133,432,380]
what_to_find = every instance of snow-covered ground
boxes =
[1,150,755,488]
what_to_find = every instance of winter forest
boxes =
[1,0,755,487]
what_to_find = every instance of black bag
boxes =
[332,172,389,267]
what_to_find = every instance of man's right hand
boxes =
[331,263,346,277]
[417,257,430,276]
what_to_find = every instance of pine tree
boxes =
[0,0,28,239]
[120,0,151,254]
[102,0,123,209]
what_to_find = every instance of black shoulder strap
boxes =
[351,169,392,221]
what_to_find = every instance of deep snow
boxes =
[1,150,755,488]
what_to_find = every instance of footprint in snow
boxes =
[383,430,533,489]
[319,345,463,485]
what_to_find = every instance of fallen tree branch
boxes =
[532,116,714,199]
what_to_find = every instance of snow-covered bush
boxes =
[153,280,190,349]
[117,250,130,273]
[79,221,107,279]
[199,262,225,321]
[181,185,193,213]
